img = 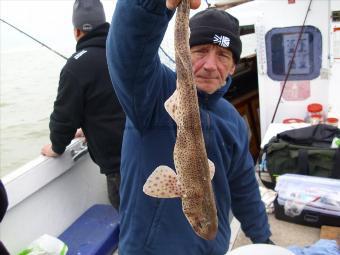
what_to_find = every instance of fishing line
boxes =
[160,46,175,64]
[270,0,313,123]
[2,18,172,64]
[0,18,68,60]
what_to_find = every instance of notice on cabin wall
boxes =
[281,81,310,101]
[333,27,340,60]
[288,0,295,4]
[283,33,310,75]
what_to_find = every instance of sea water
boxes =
[0,48,67,176]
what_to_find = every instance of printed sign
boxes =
[283,33,310,75]
[281,80,310,101]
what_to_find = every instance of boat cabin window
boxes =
[332,11,340,22]
[265,26,322,81]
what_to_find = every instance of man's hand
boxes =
[74,128,87,143]
[74,128,84,138]
[41,144,60,157]
[166,0,201,10]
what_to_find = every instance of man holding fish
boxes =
[106,0,272,254]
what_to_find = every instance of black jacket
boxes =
[50,23,125,175]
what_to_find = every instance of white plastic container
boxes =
[275,174,340,217]
[228,244,294,255]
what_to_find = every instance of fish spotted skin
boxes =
[143,0,218,240]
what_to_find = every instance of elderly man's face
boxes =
[190,44,236,94]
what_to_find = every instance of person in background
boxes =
[106,0,272,254]
[41,0,125,210]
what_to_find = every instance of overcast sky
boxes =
[0,0,116,56]
[0,0,255,57]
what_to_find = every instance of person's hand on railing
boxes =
[41,144,60,157]
[74,128,87,143]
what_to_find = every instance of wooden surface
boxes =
[231,90,261,160]
[320,225,340,245]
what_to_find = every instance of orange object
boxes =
[283,118,305,124]
[307,103,323,113]
[326,117,339,127]
[307,103,324,124]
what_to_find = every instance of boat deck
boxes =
[231,214,320,250]
[230,167,321,252]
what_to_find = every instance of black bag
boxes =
[259,124,340,189]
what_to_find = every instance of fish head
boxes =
[190,215,218,240]
[184,203,218,240]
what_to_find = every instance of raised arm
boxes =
[106,0,200,130]
[106,0,173,130]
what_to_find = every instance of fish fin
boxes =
[208,159,215,180]
[164,90,179,124]
[143,165,182,198]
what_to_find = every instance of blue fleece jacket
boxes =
[106,1,271,254]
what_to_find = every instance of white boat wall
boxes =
[1,140,110,253]
[1,0,340,254]
[250,0,340,137]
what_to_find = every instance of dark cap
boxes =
[189,8,242,63]
[72,0,106,32]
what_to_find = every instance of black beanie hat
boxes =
[189,8,242,63]
[72,0,106,32]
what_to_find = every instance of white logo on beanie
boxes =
[213,34,230,48]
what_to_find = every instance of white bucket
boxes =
[228,244,294,255]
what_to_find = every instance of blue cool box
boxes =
[59,204,119,255]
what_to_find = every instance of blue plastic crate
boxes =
[59,204,119,255]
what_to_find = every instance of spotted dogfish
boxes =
[143,0,218,240]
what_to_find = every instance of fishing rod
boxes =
[0,18,68,60]
[2,17,177,65]
[160,46,175,64]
